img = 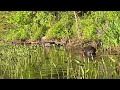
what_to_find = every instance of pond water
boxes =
[0,44,120,79]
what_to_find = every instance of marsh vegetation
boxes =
[0,44,119,79]
[0,11,120,79]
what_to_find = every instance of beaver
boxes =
[83,45,96,59]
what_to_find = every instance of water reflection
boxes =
[0,44,120,79]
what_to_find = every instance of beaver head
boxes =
[83,45,96,58]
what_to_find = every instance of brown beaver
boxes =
[83,45,96,58]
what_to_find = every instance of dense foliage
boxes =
[0,11,119,47]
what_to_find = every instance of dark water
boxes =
[0,44,120,79]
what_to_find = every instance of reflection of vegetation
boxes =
[0,11,119,47]
[0,45,120,79]
[0,45,68,79]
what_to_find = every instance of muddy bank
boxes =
[0,37,120,57]
[1,36,120,54]
[0,36,102,48]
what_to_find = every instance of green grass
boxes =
[0,11,119,48]
[0,44,120,79]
